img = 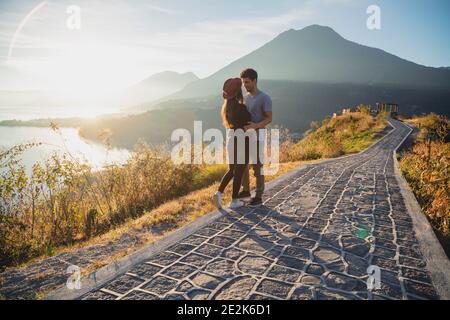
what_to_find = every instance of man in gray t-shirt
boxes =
[245,89,272,124]
[239,68,273,207]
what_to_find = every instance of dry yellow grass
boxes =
[283,111,387,162]
[399,113,449,236]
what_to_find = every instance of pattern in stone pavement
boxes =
[80,119,440,300]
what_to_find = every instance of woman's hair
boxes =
[221,89,243,128]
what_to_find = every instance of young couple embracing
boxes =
[213,68,273,210]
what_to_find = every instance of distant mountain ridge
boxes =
[166,25,450,100]
[120,71,198,112]
[140,71,198,85]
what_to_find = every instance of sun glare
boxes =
[45,43,129,100]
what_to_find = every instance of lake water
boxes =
[0,126,131,174]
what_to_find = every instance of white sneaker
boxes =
[213,191,222,209]
[229,199,244,209]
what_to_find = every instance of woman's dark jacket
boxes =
[227,102,251,129]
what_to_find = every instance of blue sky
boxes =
[0,0,449,91]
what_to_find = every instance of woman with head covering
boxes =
[213,78,251,209]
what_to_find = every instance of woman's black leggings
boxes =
[218,163,247,199]
[218,135,249,199]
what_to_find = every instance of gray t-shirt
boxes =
[244,89,272,124]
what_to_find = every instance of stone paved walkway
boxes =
[78,119,442,300]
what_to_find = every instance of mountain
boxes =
[120,71,198,112]
[167,24,450,100]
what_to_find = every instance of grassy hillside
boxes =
[282,107,388,161]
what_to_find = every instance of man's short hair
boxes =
[240,68,258,82]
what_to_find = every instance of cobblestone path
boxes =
[79,119,441,300]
